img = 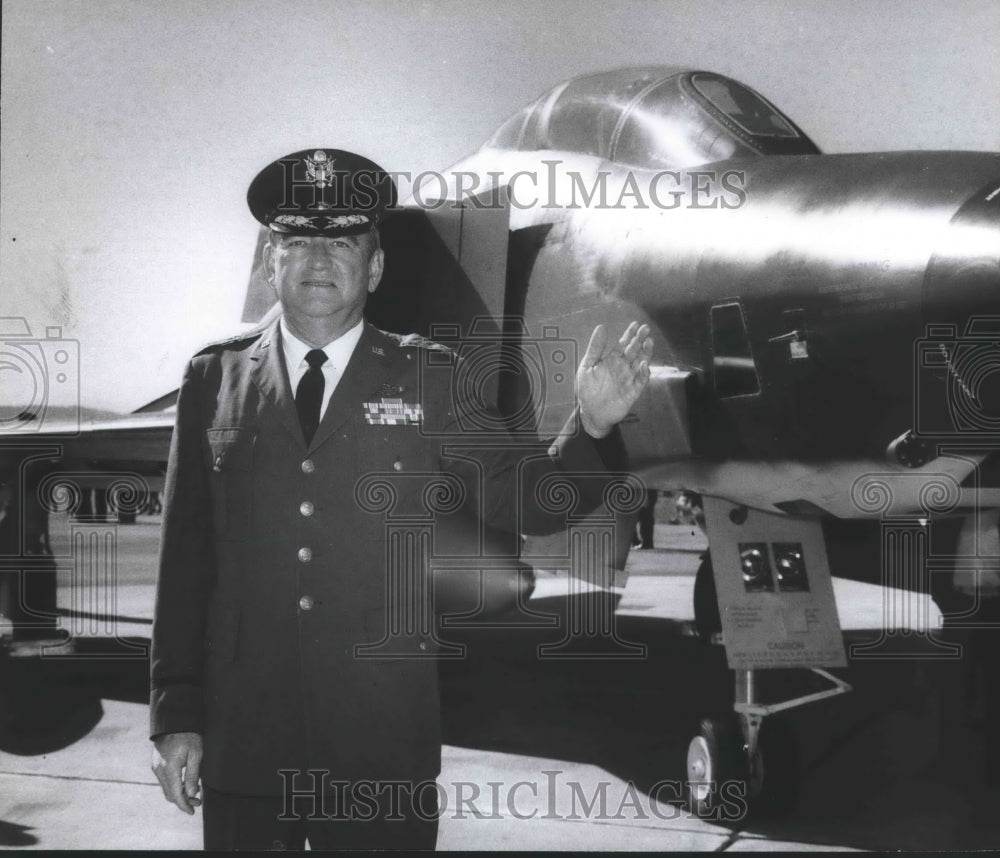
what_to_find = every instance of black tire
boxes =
[693,553,722,642]
[687,715,746,818]
[745,717,800,819]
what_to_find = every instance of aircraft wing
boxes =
[0,412,176,484]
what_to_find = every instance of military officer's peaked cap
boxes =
[247,148,397,237]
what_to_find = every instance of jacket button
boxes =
[299,595,314,611]
[393,459,403,471]
[301,459,315,474]
[418,640,428,651]
[297,547,313,563]
[213,455,223,472]
[299,501,314,516]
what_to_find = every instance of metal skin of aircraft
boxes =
[365,66,1000,817]
[1,66,998,817]
[377,66,1000,523]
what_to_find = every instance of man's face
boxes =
[262,231,383,333]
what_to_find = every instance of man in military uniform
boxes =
[150,148,653,850]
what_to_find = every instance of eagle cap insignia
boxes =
[305,150,336,189]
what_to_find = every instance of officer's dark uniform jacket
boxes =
[150,318,621,796]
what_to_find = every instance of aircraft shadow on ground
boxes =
[0,638,147,756]
[437,592,1000,851]
[3,598,998,849]
[0,820,38,847]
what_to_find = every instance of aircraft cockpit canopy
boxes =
[486,67,820,169]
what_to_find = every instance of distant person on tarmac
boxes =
[634,488,658,549]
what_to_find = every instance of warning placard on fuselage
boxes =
[703,497,847,670]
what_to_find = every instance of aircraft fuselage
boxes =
[413,146,1000,520]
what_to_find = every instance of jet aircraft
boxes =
[360,66,1000,815]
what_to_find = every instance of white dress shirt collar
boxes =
[279,318,364,420]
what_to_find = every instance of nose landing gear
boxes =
[687,667,850,820]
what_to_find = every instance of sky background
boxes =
[2,0,998,413]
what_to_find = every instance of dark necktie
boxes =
[295,348,327,445]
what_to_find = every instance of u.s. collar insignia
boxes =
[305,150,336,189]
[363,398,423,426]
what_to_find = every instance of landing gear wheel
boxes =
[687,716,745,817]
[745,717,800,819]
[693,554,721,642]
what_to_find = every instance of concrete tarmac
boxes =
[2,521,1000,850]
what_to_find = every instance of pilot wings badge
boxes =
[305,150,336,189]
